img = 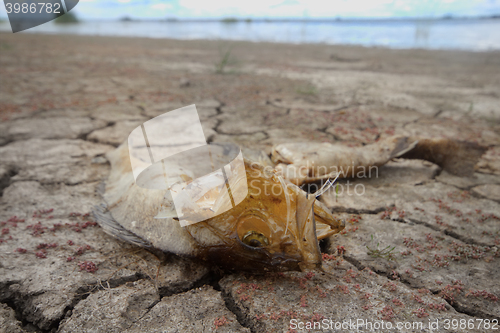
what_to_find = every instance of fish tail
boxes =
[388,136,418,159]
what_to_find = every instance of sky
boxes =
[1,0,500,20]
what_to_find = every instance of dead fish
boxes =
[93,143,344,272]
[271,136,486,185]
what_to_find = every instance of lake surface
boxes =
[1,19,500,51]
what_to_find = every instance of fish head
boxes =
[185,160,339,272]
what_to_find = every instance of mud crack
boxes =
[0,165,18,197]
[220,288,257,333]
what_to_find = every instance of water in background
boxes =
[1,19,499,51]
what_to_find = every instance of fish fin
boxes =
[389,137,418,159]
[315,221,338,240]
[311,175,339,198]
[313,200,345,240]
[295,190,322,268]
[92,204,153,249]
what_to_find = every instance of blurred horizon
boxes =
[1,0,500,21]
[1,1,500,51]
[33,15,500,22]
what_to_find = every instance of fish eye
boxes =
[237,214,272,248]
[242,231,269,248]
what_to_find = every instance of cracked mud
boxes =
[0,33,499,332]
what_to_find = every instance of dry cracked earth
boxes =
[0,32,500,332]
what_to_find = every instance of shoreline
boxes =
[1,18,500,51]
[2,31,500,54]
